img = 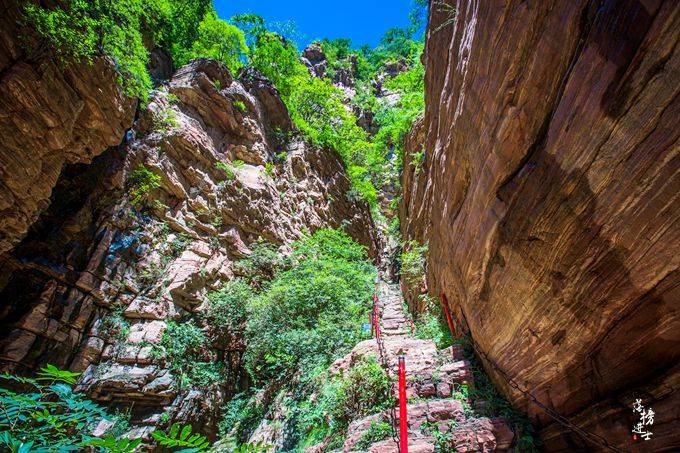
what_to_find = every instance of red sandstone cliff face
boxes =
[400,1,679,451]
[0,3,137,255]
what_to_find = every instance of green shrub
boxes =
[413,295,453,349]
[234,240,288,286]
[152,423,210,450]
[328,356,393,426]
[127,165,161,208]
[100,306,131,342]
[355,420,392,450]
[219,393,265,443]
[216,161,236,181]
[400,240,428,287]
[188,11,247,74]
[233,100,248,112]
[264,162,275,177]
[244,229,375,384]
[24,0,153,100]
[153,107,178,132]
[153,320,224,388]
[204,279,252,332]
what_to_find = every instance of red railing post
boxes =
[439,292,456,337]
[398,356,408,452]
[375,310,381,341]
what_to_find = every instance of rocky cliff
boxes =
[0,16,377,440]
[0,4,137,256]
[400,1,679,451]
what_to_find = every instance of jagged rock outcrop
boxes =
[0,56,377,439]
[400,1,680,451]
[0,3,137,255]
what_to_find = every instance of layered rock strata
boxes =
[400,1,680,451]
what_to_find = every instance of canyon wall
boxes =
[0,4,137,256]
[0,5,377,438]
[400,1,679,451]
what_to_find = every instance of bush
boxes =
[152,320,224,388]
[413,295,453,349]
[400,240,428,287]
[328,356,393,425]
[244,229,376,384]
[204,279,252,332]
[189,11,247,74]
[127,165,161,208]
[234,241,288,287]
[293,356,392,449]
[355,420,392,450]
[219,393,265,443]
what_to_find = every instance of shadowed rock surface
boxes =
[400,1,679,451]
[0,3,137,255]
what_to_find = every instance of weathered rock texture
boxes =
[400,1,680,451]
[0,3,137,255]
[0,56,377,439]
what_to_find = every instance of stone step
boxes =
[336,280,515,452]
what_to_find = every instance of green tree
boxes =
[244,229,376,383]
[189,11,248,74]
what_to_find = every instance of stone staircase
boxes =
[329,281,515,452]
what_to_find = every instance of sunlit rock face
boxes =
[0,52,378,438]
[400,1,679,451]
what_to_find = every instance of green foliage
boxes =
[324,357,393,428]
[231,441,269,452]
[151,423,210,451]
[127,165,161,208]
[249,32,381,207]
[147,0,212,67]
[189,11,248,74]
[413,295,453,349]
[204,278,252,332]
[355,420,392,450]
[219,393,265,443]
[0,366,214,451]
[264,162,275,177]
[233,100,248,112]
[152,320,224,388]
[36,364,81,385]
[0,367,109,450]
[234,240,288,287]
[411,148,425,174]
[244,229,376,384]
[100,307,131,342]
[24,0,153,100]
[400,240,428,287]
[457,341,541,451]
[86,436,143,453]
[216,161,235,181]
[286,356,393,450]
[153,107,178,132]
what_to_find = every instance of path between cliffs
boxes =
[332,280,515,453]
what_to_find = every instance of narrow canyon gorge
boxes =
[0,1,677,452]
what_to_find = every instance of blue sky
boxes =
[214,0,414,49]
